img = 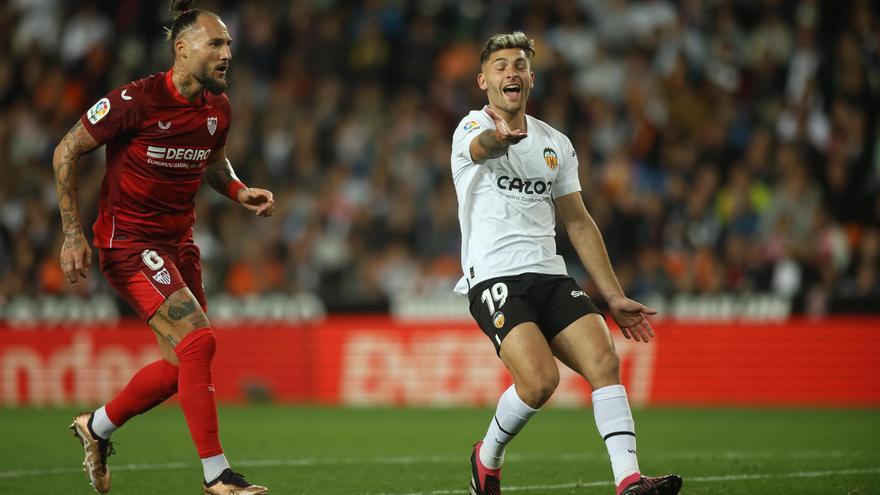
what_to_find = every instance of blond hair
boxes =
[480,31,535,65]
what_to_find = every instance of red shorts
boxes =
[99,242,208,322]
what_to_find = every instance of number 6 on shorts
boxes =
[141,249,165,270]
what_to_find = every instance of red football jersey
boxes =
[80,69,230,249]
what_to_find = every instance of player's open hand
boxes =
[60,229,92,285]
[607,294,657,343]
[237,187,275,217]
[485,107,528,144]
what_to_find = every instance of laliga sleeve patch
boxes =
[87,98,111,124]
[462,120,481,135]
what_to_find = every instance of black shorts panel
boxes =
[468,273,601,355]
[537,277,600,339]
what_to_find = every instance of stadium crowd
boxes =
[0,0,878,314]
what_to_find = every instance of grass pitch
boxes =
[2,405,878,494]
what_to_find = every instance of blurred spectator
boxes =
[1,0,878,315]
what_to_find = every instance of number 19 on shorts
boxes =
[481,282,508,313]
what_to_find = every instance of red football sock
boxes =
[174,328,223,458]
[105,359,179,427]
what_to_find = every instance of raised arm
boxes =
[469,107,528,163]
[554,191,657,342]
[204,146,275,217]
[53,120,101,284]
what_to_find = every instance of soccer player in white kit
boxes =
[451,32,682,495]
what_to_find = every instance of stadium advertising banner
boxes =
[1,316,878,407]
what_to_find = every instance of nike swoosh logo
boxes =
[121,89,131,101]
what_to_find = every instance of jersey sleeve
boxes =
[80,82,144,144]
[451,110,494,180]
[551,134,581,199]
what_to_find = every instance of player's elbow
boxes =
[468,144,487,164]
[54,140,92,172]
[563,217,593,240]
[52,143,67,168]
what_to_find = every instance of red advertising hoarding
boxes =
[2,316,878,407]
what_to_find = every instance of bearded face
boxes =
[194,59,228,94]
[178,15,231,95]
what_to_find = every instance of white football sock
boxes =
[202,453,230,483]
[592,384,640,486]
[90,406,118,440]
[480,385,539,469]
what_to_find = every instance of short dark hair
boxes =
[164,0,219,43]
[480,32,536,65]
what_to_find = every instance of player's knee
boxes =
[173,328,217,362]
[602,349,620,375]
[518,367,559,408]
[591,349,620,385]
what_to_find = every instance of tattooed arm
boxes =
[468,107,528,163]
[204,146,275,217]
[52,120,100,284]
[203,146,244,197]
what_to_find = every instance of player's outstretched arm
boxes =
[469,107,528,163]
[53,120,100,285]
[555,192,658,342]
[204,146,275,217]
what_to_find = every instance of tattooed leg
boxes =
[148,288,211,346]
[149,287,223,459]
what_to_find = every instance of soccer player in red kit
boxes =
[53,2,270,494]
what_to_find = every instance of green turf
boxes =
[2,405,878,494]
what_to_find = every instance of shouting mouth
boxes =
[502,83,522,101]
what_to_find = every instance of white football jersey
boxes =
[451,107,581,295]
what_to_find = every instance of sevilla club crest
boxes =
[207,116,218,136]
[152,267,171,285]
